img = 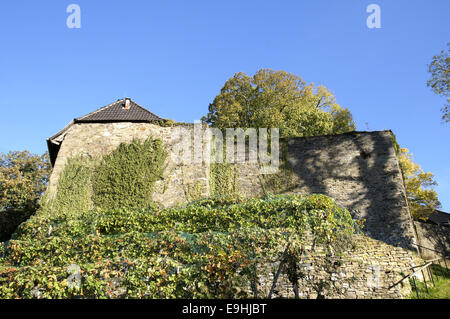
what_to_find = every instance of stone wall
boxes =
[230,131,417,250]
[284,132,417,250]
[250,235,418,299]
[414,221,450,259]
[47,122,210,207]
[48,125,417,250]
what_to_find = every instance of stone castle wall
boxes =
[47,122,210,207]
[414,221,450,259]
[232,131,418,250]
[48,124,418,250]
[251,235,418,299]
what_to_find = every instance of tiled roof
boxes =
[74,98,164,123]
[428,210,450,226]
[47,98,165,166]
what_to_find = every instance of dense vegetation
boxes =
[0,136,360,298]
[0,151,51,241]
[0,193,359,298]
[0,68,444,297]
[202,69,355,138]
[92,138,167,210]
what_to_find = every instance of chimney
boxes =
[124,98,131,109]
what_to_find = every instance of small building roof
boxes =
[75,98,164,123]
[47,98,165,166]
[427,210,450,227]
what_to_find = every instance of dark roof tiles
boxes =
[46,98,165,166]
[75,98,164,123]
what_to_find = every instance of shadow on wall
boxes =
[285,131,417,250]
[414,221,450,259]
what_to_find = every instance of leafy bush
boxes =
[0,151,50,212]
[0,151,51,241]
[0,194,361,299]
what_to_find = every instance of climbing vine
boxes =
[1,194,361,298]
[258,141,295,195]
[92,137,167,210]
[46,156,94,218]
[209,163,238,197]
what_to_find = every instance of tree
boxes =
[202,69,355,137]
[397,148,441,221]
[427,43,450,122]
[0,150,51,212]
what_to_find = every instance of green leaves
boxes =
[397,147,441,221]
[202,69,356,138]
[92,138,167,210]
[427,43,450,122]
[0,193,361,298]
[0,150,51,241]
[51,156,94,217]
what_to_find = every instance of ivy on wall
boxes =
[92,138,167,210]
[44,137,168,215]
[48,156,94,217]
[258,141,295,195]
[209,163,238,197]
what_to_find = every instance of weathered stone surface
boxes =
[47,123,211,207]
[283,131,418,250]
[47,126,417,251]
[248,235,418,299]
[414,221,450,259]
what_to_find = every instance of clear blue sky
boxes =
[0,1,449,210]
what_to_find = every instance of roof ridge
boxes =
[75,98,125,122]
[129,99,163,120]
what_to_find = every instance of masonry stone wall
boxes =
[414,221,450,259]
[47,122,210,207]
[46,124,424,298]
[230,131,418,250]
[48,125,417,251]
[249,234,418,299]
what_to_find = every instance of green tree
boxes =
[398,148,441,221]
[202,69,355,137]
[0,151,51,212]
[427,43,450,122]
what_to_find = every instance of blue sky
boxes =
[0,1,449,210]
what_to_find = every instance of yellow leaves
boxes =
[398,147,441,220]
[202,69,355,138]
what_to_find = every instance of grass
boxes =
[409,263,450,299]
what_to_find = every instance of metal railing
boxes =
[389,244,449,298]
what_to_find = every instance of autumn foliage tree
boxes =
[0,151,51,240]
[397,148,441,221]
[0,151,50,212]
[202,69,355,137]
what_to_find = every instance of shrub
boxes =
[0,194,361,299]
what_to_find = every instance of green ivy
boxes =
[92,138,167,210]
[259,142,294,195]
[210,163,238,196]
[48,156,94,217]
[1,194,362,299]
